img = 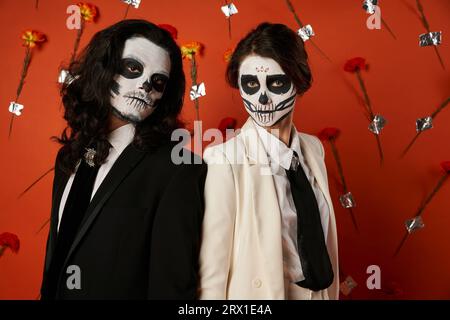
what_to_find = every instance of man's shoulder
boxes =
[140,141,206,176]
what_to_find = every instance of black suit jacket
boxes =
[40,141,207,299]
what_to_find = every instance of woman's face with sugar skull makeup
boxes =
[238,55,297,127]
[111,36,171,123]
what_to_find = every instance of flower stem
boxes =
[375,134,384,164]
[18,167,55,198]
[414,173,448,217]
[431,97,450,118]
[124,4,131,19]
[285,0,303,27]
[416,0,445,69]
[432,46,446,70]
[330,140,359,232]
[401,97,449,157]
[16,47,31,101]
[394,231,409,257]
[394,173,448,257]
[355,70,374,120]
[381,17,397,40]
[36,218,50,235]
[330,140,347,192]
[9,47,31,139]
[416,0,430,33]
[355,70,384,163]
[401,132,422,157]
[70,20,85,65]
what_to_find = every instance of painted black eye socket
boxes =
[240,74,260,95]
[267,74,292,94]
[151,73,169,93]
[120,58,143,79]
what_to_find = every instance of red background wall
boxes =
[0,0,449,299]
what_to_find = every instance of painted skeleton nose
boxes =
[259,92,269,105]
[141,80,152,93]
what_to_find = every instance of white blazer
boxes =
[199,118,339,300]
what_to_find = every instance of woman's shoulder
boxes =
[203,134,247,166]
[298,132,324,158]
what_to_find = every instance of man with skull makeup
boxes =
[40,20,206,299]
[199,23,339,300]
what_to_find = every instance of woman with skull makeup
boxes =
[40,20,206,299]
[199,23,339,300]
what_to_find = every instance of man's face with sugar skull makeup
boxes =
[111,36,171,123]
[238,55,297,127]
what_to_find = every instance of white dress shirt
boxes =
[57,123,136,231]
[254,121,330,284]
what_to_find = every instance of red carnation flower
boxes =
[441,161,450,173]
[218,117,237,136]
[158,24,178,40]
[318,127,341,141]
[0,232,20,254]
[344,57,367,73]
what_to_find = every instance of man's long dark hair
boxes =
[56,19,185,174]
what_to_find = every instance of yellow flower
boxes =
[223,48,233,63]
[181,41,204,60]
[77,2,98,22]
[22,30,47,48]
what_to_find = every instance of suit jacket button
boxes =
[253,279,262,288]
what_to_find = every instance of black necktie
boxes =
[46,149,101,298]
[285,151,334,291]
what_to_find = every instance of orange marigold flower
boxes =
[223,48,233,63]
[181,41,204,60]
[21,30,47,48]
[77,2,99,22]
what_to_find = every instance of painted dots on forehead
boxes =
[239,55,285,76]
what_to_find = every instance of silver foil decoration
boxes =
[405,216,425,234]
[339,192,356,209]
[340,276,358,296]
[416,116,433,132]
[122,0,141,8]
[297,24,315,42]
[362,0,378,14]
[190,82,206,100]
[58,69,76,85]
[221,3,238,17]
[8,102,24,116]
[419,31,442,47]
[84,148,97,167]
[368,115,386,134]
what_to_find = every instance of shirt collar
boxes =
[108,123,136,155]
[253,120,303,171]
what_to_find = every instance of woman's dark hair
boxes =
[56,19,185,174]
[226,22,312,95]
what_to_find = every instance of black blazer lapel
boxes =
[58,144,146,282]
[44,170,69,273]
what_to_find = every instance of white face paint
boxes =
[111,36,171,123]
[238,55,297,127]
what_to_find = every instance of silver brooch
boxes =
[84,148,96,167]
[290,153,300,171]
